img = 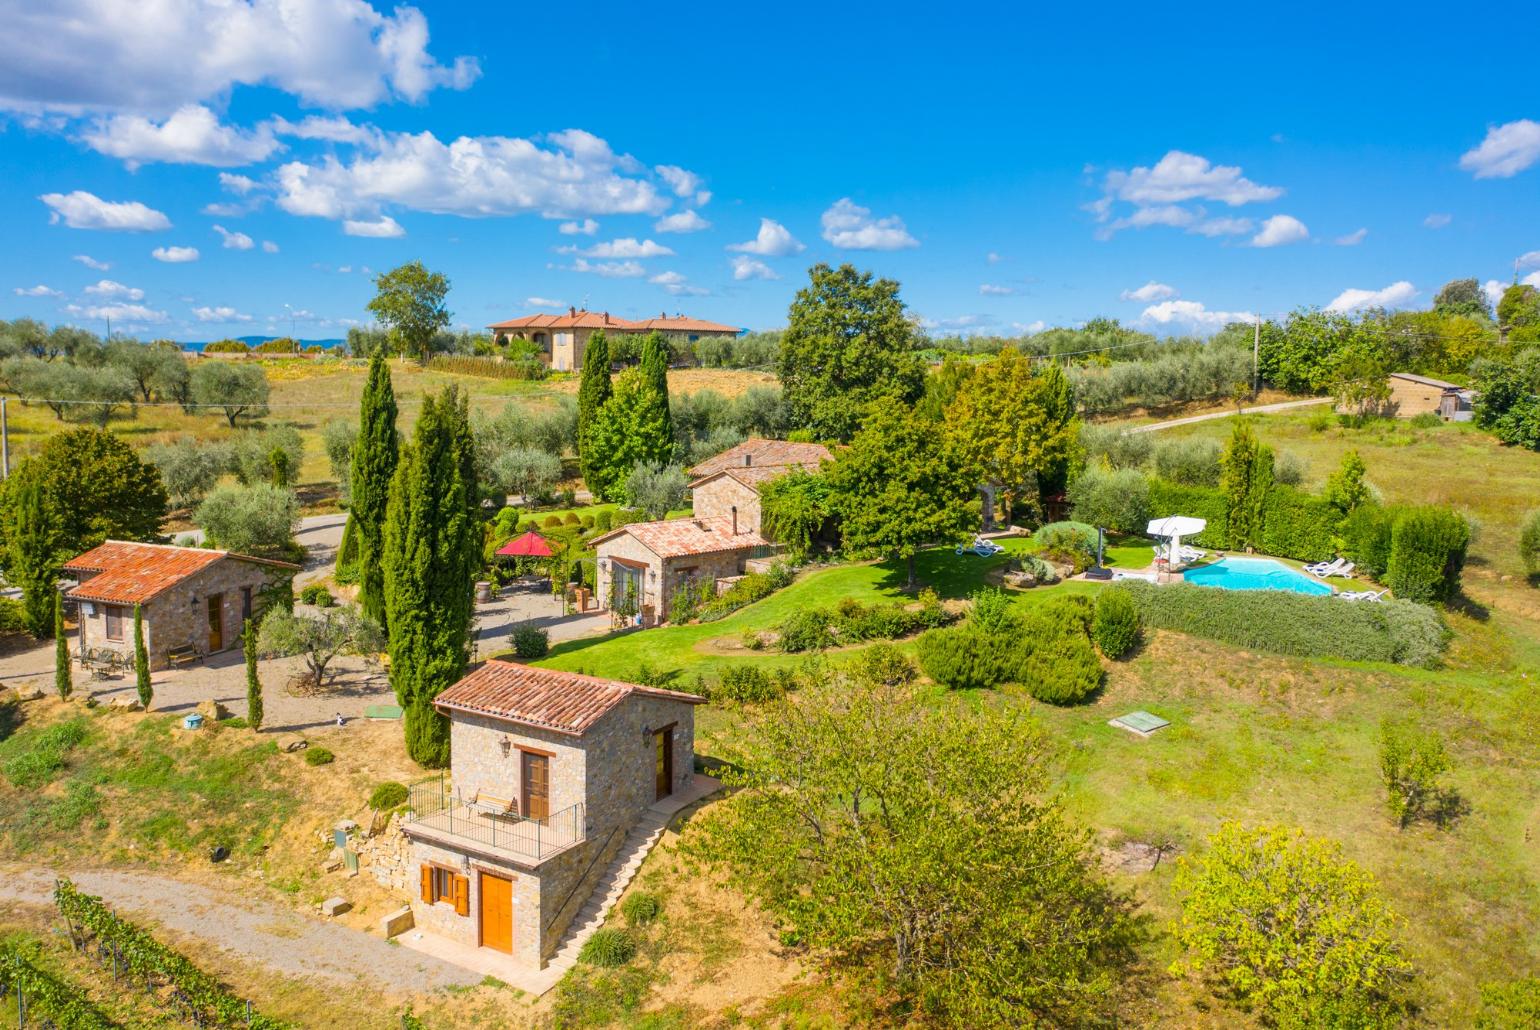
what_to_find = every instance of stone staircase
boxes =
[544,810,670,973]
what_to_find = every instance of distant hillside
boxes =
[183,336,346,352]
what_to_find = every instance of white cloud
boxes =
[1528,271,1540,288]
[219,172,260,195]
[650,271,708,297]
[730,256,779,281]
[201,203,246,217]
[979,283,1015,296]
[192,305,252,322]
[152,245,199,262]
[1423,213,1452,229]
[727,218,804,257]
[568,258,644,278]
[1482,280,1507,310]
[80,104,279,168]
[1100,151,1284,208]
[1013,320,1046,334]
[526,297,564,308]
[1190,216,1254,237]
[558,219,598,236]
[261,240,279,253]
[1459,119,1540,179]
[0,0,479,115]
[1335,228,1369,246]
[1517,250,1540,269]
[1120,281,1177,302]
[13,284,61,297]
[72,254,110,270]
[269,114,379,146]
[1141,299,1257,330]
[987,252,1004,263]
[583,238,673,258]
[1251,214,1309,247]
[342,215,405,237]
[40,191,170,231]
[1325,281,1418,314]
[84,279,145,300]
[213,224,255,249]
[654,209,710,234]
[63,302,166,323]
[655,165,703,198]
[274,127,667,224]
[820,198,918,250]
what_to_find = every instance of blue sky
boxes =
[2,1,1539,340]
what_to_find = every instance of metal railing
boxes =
[404,774,584,862]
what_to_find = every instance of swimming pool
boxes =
[1182,557,1333,595]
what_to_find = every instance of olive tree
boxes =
[258,605,383,692]
[145,435,231,509]
[194,483,298,559]
[190,360,270,426]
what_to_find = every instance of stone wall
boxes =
[75,558,287,671]
[594,533,663,624]
[691,476,762,533]
[449,712,588,822]
[357,812,415,892]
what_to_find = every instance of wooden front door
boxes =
[479,872,513,954]
[206,594,223,652]
[521,752,549,820]
[654,727,673,801]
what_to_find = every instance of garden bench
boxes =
[167,646,200,668]
[469,791,517,817]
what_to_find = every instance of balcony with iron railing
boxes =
[402,773,585,865]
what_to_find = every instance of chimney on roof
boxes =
[568,306,576,316]
[743,452,752,467]
[731,505,738,536]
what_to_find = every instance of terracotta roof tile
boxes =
[487,309,739,334]
[435,660,704,736]
[62,541,299,605]
[628,315,740,333]
[689,438,832,478]
[591,515,768,559]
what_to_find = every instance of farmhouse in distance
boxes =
[487,307,740,371]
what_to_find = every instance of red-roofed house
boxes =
[590,439,831,625]
[401,660,707,969]
[62,541,299,670]
[486,307,739,371]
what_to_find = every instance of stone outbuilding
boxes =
[62,540,299,670]
[485,308,740,372]
[590,438,831,625]
[1338,372,1476,420]
[400,661,706,969]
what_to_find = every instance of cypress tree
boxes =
[576,330,613,490]
[133,603,152,709]
[7,473,58,638]
[350,351,399,628]
[637,331,675,463]
[244,618,264,730]
[53,593,71,700]
[383,387,480,767]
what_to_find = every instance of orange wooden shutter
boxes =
[419,864,433,904]
[453,875,469,917]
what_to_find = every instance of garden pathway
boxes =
[0,866,482,994]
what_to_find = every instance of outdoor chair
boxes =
[1307,558,1346,577]
[469,790,517,817]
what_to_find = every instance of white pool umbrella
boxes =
[1147,516,1207,565]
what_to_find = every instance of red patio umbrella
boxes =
[496,530,555,558]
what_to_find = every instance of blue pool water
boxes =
[1182,557,1333,595]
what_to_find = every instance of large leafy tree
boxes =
[777,263,925,441]
[190,361,270,426]
[1497,283,1540,334]
[193,483,299,560]
[1432,277,1491,320]
[576,330,612,490]
[106,339,188,402]
[366,261,451,362]
[383,386,479,767]
[259,605,384,692]
[945,350,1081,515]
[826,404,978,588]
[1172,822,1413,1026]
[349,351,399,627]
[586,368,675,503]
[691,671,1137,1028]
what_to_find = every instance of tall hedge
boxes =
[1147,478,1335,562]
[1386,507,1470,605]
[1116,582,1447,667]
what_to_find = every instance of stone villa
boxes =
[591,438,832,625]
[401,661,706,968]
[62,540,299,670]
[485,308,739,372]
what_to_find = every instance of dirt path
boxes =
[0,866,482,994]
[1129,396,1332,433]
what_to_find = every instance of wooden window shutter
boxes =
[453,875,470,917]
[419,864,433,904]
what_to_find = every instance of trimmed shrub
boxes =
[1148,479,1229,549]
[620,892,662,926]
[777,609,833,652]
[510,622,550,659]
[1067,466,1150,534]
[1032,521,1098,553]
[304,747,335,766]
[1092,588,1142,659]
[580,513,595,529]
[1116,582,1447,667]
[579,928,636,967]
[563,512,581,526]
[369,781,409,810]
[850,643,916,685]
[542,514,562,528]
[712,665,784,703]
[594,510,614,532]
[916,626,1009,690]
[298,583,334,607]
[1341,504,1398,578]
[1255,486,1337,564]
[1522,510,1540,577]
[1386,507,1470,604]
[0,597,26,634]
[1016,627,1102,704]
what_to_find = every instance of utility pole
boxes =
[1252,318,1261,397]
[1,396,9,479]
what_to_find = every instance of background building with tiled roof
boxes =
[486,307,739,372]
[62,540,299,670]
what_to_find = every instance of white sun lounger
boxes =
[956,536,1004,557]
[1338,589,1386,602]
[1307,558,1346,577]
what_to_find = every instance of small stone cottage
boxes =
[401,661,705,968]
[62,541,299,670]
[591,438,831,625]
